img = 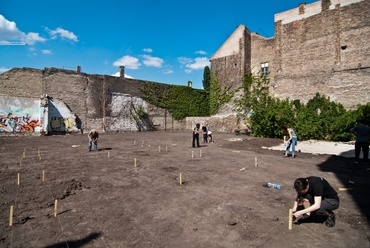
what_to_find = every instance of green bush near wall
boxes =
[235,73,370,142]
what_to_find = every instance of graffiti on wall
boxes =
[0,112,40,133]
[50,116,77,132]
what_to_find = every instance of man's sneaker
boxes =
[324,212,336,227]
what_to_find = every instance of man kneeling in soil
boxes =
[292,176,339,227]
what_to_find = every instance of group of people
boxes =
[192,122,213,148]
[85,118,369,228]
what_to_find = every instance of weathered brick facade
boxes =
[211,0,370,113]
[0,67,185,133]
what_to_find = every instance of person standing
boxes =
[350,118,370,164]
[292,177,339,227]
[88,129,99,151]
[202,123,208,143]
[284,127,298,158]
[192,123,200,148]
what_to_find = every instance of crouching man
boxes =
[292,176,339,227]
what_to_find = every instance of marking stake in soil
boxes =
[23,148,26,158]
[289,208,293,230]
[239,168,246,171]
[179,173,182,185]
[192,151,194,159]
[17,173,20,185]
[338,187,353,191]
[134,158,137,167]
[42,170,45,182]
[134,140,136,145]
[108,151,110,158]
[9,205,14,226]
[159,146,161,152]
[255,157,258,167]
[200,149,202,158]
[54,200,58,217]
[20,159,22,167]
[166,145,168,152]
[141,140,144,147]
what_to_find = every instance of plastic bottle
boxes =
[266,182,282,189]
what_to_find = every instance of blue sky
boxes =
[0,0,316,89]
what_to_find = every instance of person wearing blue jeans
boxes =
[88,129,99,151]
[284,127,298,158]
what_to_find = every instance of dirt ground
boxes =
[1,131,370,248]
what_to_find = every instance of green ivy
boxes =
[139,83,210,120]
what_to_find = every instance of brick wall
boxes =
[0,67,186,133]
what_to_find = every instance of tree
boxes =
[202,66,211,91]
[209,73,236,115]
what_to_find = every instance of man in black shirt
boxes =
[292,176,339,227]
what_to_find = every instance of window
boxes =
[261,62,269,76]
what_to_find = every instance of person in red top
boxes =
[292,176,339,227]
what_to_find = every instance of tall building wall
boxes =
[273,0,370,107]
[211,0,370,110]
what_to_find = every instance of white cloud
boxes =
[113,55,141,69]
[0,14,45,45]
[0,67,10,74]
[111,71,134,79]
[42,49,52,55]
[49,27,78,42]
[195,50,207,55]
[179,57,210,73]
[143,48,153,53]
[162,69,173,74]
[142,55,163,68]
[178,57,193,65]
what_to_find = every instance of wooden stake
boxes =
[255,157,258,167]
[54,200,58,217]
[17,173,20,185]
[179,173,182,185]
[134,158,137,167]
[141,140,144,147]
[166,145,168,152]
[134,140,136,145]
[9,205,13,226]
[23,148,26,158]
[159,146,161,152]
[192,151,194,159]
[200,149,202,158]
[108,151,110,158]
[42,170,45,182]
[20,159,22,167]
[38,148,40,156]
[289,208,293,230]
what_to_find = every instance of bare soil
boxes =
[1,131,370,248]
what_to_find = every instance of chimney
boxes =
[299,3,306,15]
[76,66,81,73]
[321,0,331,11]
[120,66,125,78]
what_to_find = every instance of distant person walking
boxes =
[284,127,298,158]
[192,123,200,148]
[350,118,370,164]
[88,129,99,152]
